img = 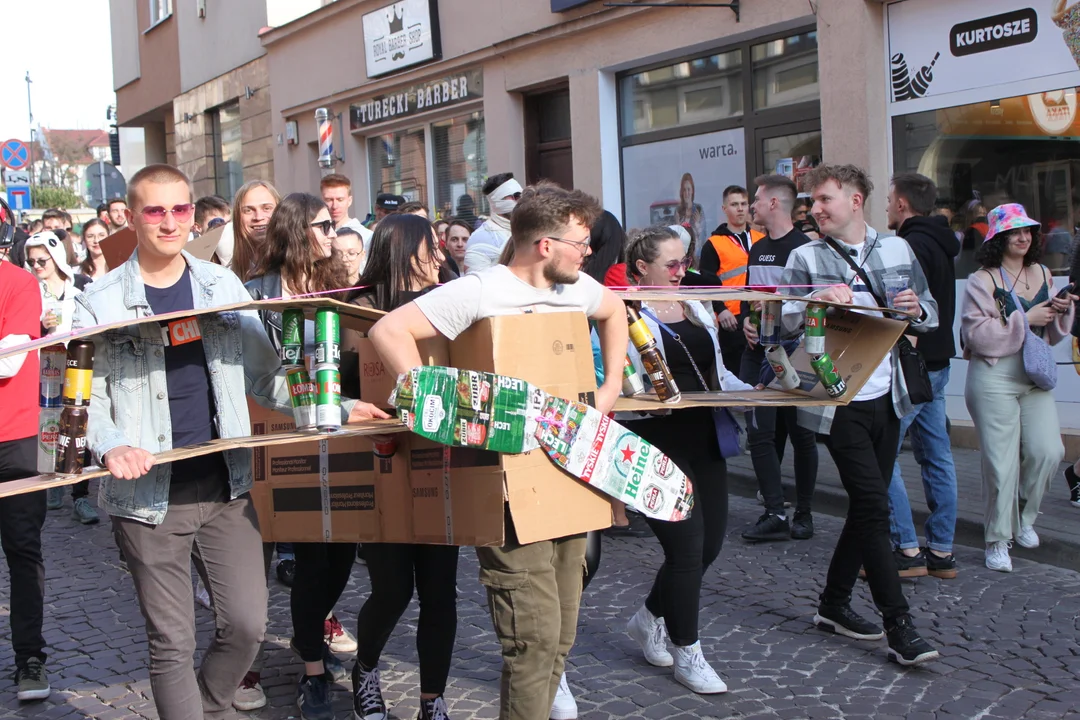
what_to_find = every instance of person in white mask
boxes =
[462,173,522,273]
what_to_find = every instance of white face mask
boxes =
[493,197,518,216]
[487,178,523,217]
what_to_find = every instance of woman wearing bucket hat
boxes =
[960,203,1078,572]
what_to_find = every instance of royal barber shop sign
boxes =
[887,0,1080,105]
[350,68,484,130]
[363,0,442,78]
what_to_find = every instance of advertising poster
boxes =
[887,0,1080,105]
[621,127,746,252]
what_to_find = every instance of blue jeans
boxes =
[887,367,958,553]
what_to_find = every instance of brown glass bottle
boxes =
[626,305,681,403]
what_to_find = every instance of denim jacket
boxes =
[71,250,353,524]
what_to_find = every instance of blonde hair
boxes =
[231,180,281,282]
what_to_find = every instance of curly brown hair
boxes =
[975,227,1042,268]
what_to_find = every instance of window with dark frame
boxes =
[210,102,242,201]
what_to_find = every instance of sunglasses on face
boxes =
[140,204,195,224]
[30,258,51,268]
[662,256,692,274]
[310,219,335,235]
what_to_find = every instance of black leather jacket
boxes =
[244,272,285,354]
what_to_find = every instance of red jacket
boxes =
[0,262,43,443]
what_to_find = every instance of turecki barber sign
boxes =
[887,0,1080,105]
[350,69,484,130]
[363,0,441,78]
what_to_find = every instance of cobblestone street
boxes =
[1,484,1079,720]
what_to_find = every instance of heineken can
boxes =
[760,301,782,346]
[39,344,66,408]
[315,365,342,431]
[765,345,801,391]
[621,356,644,397]
[281,308,305,367]
[804,304,827,356]
[810,353,847,398]
[314,308,341,365]
[286,367,317,430]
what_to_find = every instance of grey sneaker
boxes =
[15,658,50,702]
[46,488,63,510]
[72,497,100,525]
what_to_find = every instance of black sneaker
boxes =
[297,672,334,720]
[893,549,928,578]
[813,603,884,641]
[741,512,790,542]
[353,661,388,720]
[1065,465,1080,507]
[924,549,958,579]
[886,615,939,666]
[14,658,50,702]
[276,558,296,587]
[419,695,451,720]
[791,510,814,540]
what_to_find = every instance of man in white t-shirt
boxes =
[370,182,627,720]
[320,174,374,263]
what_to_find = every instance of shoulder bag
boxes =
[823,237,934,405]
[1001,268,1057,391]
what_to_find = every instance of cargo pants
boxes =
[476,507,587,720]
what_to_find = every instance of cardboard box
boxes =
[356,335,450,409]
[252,311,613,546]
[615,307,908,411]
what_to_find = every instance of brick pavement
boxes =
[0,482,1079,719]
[726,441,1080,571]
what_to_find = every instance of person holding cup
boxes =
[23,231,81,337]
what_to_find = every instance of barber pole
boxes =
[316,108,334,170]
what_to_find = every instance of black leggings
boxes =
[290,542,357,662]
[356,543,459,694]
[628,411,727,647]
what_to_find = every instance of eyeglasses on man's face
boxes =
[140,204,195,224]
[537,235,591,256]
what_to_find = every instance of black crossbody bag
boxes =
[823,237,934,406]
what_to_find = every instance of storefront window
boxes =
[620,49,743,136]
[763,131,822,193]
[893,88,1080,277]
[432,112,487,221]
[751,31,819,110]
[211,102,243,202]
[368,127,427,204]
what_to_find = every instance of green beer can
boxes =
[315,365,342,431]
[804,304,827,356]
[314,308,341,365]
[810,353,847,398]
[286,367,317,430]
[281,308,305,366]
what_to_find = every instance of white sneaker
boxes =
[672,642,728,694]
[1016,525,1040,549]
[325,614,358,654]
[550,672,578,720]
[985,541,1013,572]
[233,673,267,711]
[626,607,673,667]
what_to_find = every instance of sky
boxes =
[0,1,115,143]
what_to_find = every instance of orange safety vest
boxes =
[706,229,764,315]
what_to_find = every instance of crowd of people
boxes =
[0,157,1076,720]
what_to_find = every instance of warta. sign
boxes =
[349,69,484,130]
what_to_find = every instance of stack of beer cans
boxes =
[55,341,94,474]
[281,307,342,432]
[803,303,846,398]
[36,345,66,473]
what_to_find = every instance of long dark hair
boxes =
[582,210,626,283]
[80,218,108,276]
[232,180,281,283]
[254,192,347,296]
[975,227,1042,269]
[353,214,442,311]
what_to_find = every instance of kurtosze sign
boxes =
[887,0,1080,105]
[350,69,484,130]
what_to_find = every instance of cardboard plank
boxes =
[99,227,137,271]
[0,419,407,499]
[0,297,385,361]
[615,390,843,411]
[612,287,917,317]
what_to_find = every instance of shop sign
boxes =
[363,0,441,79]
[350,69,484,130]
[1029,88,1078,134]
[887,0,1080,105]
[621,127,745,253]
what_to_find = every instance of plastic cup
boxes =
[883,274,909,309]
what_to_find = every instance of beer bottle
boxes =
[626,305,681,403]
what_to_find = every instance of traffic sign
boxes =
[1,140,29,171]
[83,161,126,205]
[6,186,31,211]
[3,169,29,186]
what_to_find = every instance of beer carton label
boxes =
[391,366,694,522]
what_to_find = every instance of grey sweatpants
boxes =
[114,474,268,720]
